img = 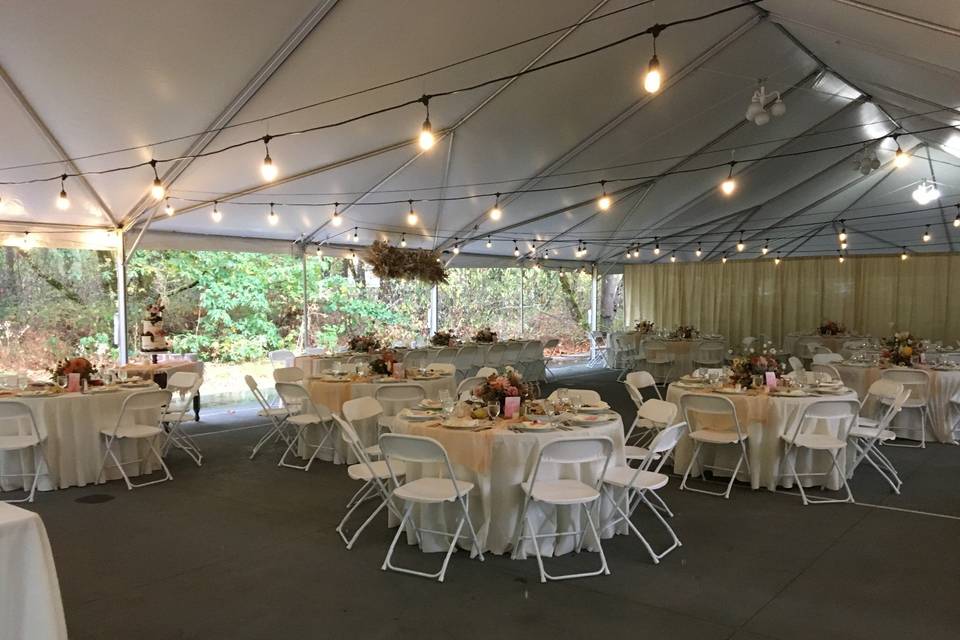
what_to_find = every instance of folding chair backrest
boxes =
[268,350,295,368]
[642,422,687,472]
[244,375,274,412]
[790,399,860,441]
[697,342,725,360]
[0,400,41,439]
[426,362,455,375]
[457,376,485,398]
[484,343,506,366]
[347,355,371,365]
[167,371,199,392]
[880,369,931,403]
[375,384,426,416]
[866,378,902,403]
[681,394,742,438]
[636,399,678,425]
[476,367,498,378]
[813,353,843,364]
[500,342,523,363]
[547,388,602,405]
[402,348,425,369]
[110,390,171,437]
[812,345,833,355]
[455,346,478,370]
[275,382,331,420]
[542,338,560,352]
[876,388,912,431]
[626,370,657,390]
[380,433,448,464]
[435,347,459,364]
[789,356,804,373]
[624,382,645,409]
[519,340,542,362]
[342,396,383,423]
[811,364,841,381]
[537,436,613,465]
[273,366,304,383]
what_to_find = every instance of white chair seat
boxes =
[880,397,926,409]
[783,433,846,450]
[689,429,745,444]
[857,417,878,428]
[161,410,189,422]
[365,444,382,458]
[289,414,325,426]
[603,466,669,491]
[394,477,474,503]
[99,424,163,439]
[257,407,288,418]
[849,426,896,441]
[347,459,404,482]
[520,479,599,505]
[624,445,660,461]
[0,434,41,451]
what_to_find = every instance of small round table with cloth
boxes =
[783,334,866,357]
[834,363,960,444]
[0,384,162,491]
[389,414,627,557]
[667,386,860,491]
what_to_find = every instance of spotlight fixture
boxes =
[331,202,343,227]
[597,181,611,211]
[406,200,418,226]
[149,160,165,200]
[912,179,941,205]
[901,247,909,261]
[643,27,662,93]
[164,198,174,216]
[56,174,70,210]
[745,84,785,126]
[418,96,435,151]
[761,240,769,255]
[211,201,222,222]
[695,243,702,257]
[923,225,931,242]
[720,161,736,195]
[260,136,278,181]
[489,193,502,221]
[736,232,745,252]
[268,202,278,226]
[400,233,407,248]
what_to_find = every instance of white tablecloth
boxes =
[0,503,68,640]
[835,364,960,444]
[667,386,860,491]
[390,416,627,556]
[0,386,162,491]
[783,334,866,357]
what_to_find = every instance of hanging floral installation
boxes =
[364,240,448,285]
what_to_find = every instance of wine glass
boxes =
[118,369,128,383]
[56,375,68,390]
[543,400,556,420]
[441,397,455,418]
[486,401,501,421]
[572,397,583,414]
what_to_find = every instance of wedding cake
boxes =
[141,301,171,352]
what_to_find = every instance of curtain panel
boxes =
[623,253,960,346]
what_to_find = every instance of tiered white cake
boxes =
[141,301,171,352]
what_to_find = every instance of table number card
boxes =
[765,371,777,389]
[504,396,521,418]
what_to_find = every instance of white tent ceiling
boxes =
[1,0,958,264]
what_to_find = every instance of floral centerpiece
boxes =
[817,321,846,336]
[881,332,923,367]
[472,328,498,343]
[347,334,382,353]
[430,330,457,347]
[52,357,97,382]
[670,325,698,340]
[369,351,396,376]
[635,320,656,334]
[473,367,529,408]
[729,347,783,387]
[364,240,448,285]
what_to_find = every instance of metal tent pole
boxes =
[301,245,309,349]
[115,230,129,365]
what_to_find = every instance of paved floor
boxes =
[18,368,960,640]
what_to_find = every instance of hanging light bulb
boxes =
[164,198,174,216]
[720,161,737,195]
[149,160,165,200]
[400,233,407,248]
[406,200,418,226]
[418,96,435,151]
[352,227,359,242]
[580,242,588,256]
[513,242,520,257]
[624,249,631,260]
[485,236,492,249]
[901,247,909,261]
[56,174,70,210]
[260,136,278,181]
[20,232,32,251]
[643,30,662,93]
[954,206,960,227]
[838,224,847,243]
[453,239,460,255]
[350,249,357,263]
[633,246,640,258]
[316,244,323,257]
[597,181,611,211]
[923,225,931,242]
[721,254,728,264]
[489,193,502,221]
[670,252,677,263]
[774,253,781,266]
[761,240,769,255]
[893,138,910,168]
[268,202,278,226]
[331,202,343,227]
[838,251,845,264]
[736,232,745,252]
[653,238,661,255]
[695,243,702,258]
[211,201,222,222]
[840,240,848,251]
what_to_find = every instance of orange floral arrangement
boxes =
[52,357,97,381]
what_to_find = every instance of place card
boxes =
[504,396,521,418]
[765,371,778,389]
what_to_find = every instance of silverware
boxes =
[472,426,492,432]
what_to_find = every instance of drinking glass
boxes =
[543,400,556,419]
[572,397,583,414]
[442,397,455,417]
[118,369,128,382]
[486,402,501,421]
[17,375,29,391]
[56,375,68,389]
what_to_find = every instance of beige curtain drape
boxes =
[623,253,960,345]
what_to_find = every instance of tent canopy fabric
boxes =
[0,0,958,262]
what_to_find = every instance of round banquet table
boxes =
[294,354,357,377]
[0,385,163,492]
[667,385,860,491]
[297,375,458,464]
[644,339,704,379]
[834,363,960,444]
[389,414,627,557]
[783,334,864,356]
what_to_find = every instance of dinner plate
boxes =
[715,387,747,395]
[514,421,556,432]
[412,375,440,381]
[375,378,403,384]
[673,382,706,389]
[566,413,615,425]
[578,402,610,412]
[441,418,479,429]
[814,387,851,395]
[770,390,812,397]
[15,389,59,397]
[119,381,152,388]
[88,387,120,394]
[418,399,442,409]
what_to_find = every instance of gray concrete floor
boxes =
[18,368,960,640]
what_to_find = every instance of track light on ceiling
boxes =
[418,96,435,151]
[745,84,785,126]
[56,174,70,210]
[597,181,611,211]
[406,200,418,226]
[260,136,278,181]
[643,27,662,93]
[164,198,174,216]
[149,160,165,200]
[268,202,278,226]
[331,202,342,227]
[211,200,222,222]
[489,193,502,221]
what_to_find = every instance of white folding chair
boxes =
[434,347,459,365]
[160,371,203,466]
[379,434,483,582]
[273,366,304,383]
[484,343,507,369]
[623,399,678,460]
[456,376,486,400]
[519,340,545,382]
[0,401,52,503]
[97,390,174,489]
[510,437,613,583]
[333,415,405,549]
[425,362,455,376]
[612,334,640,381]
[454,345,479,381]
[302,347,325,356]
[813,353,843,365]
[342,397,387,459]
[245,375,294,460]
[693,341,725,367]
[880,369,932,448]
[679,394,750,499]
[643,339,675,384]
[546,388,602,406]
[849,388,909,494]
[476,367,498,378]
[601,423,687,563]
[811,345,834,356]
[402,348,429,371]
[780,400,859,505]
[586,331,610,368]
[625,370,663,401]
[268,349,295,369]
[811,364,842,381]
[541,338,561,380]
[788,356,805,374]
[275,382,335,471]
[499,341,524,369]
